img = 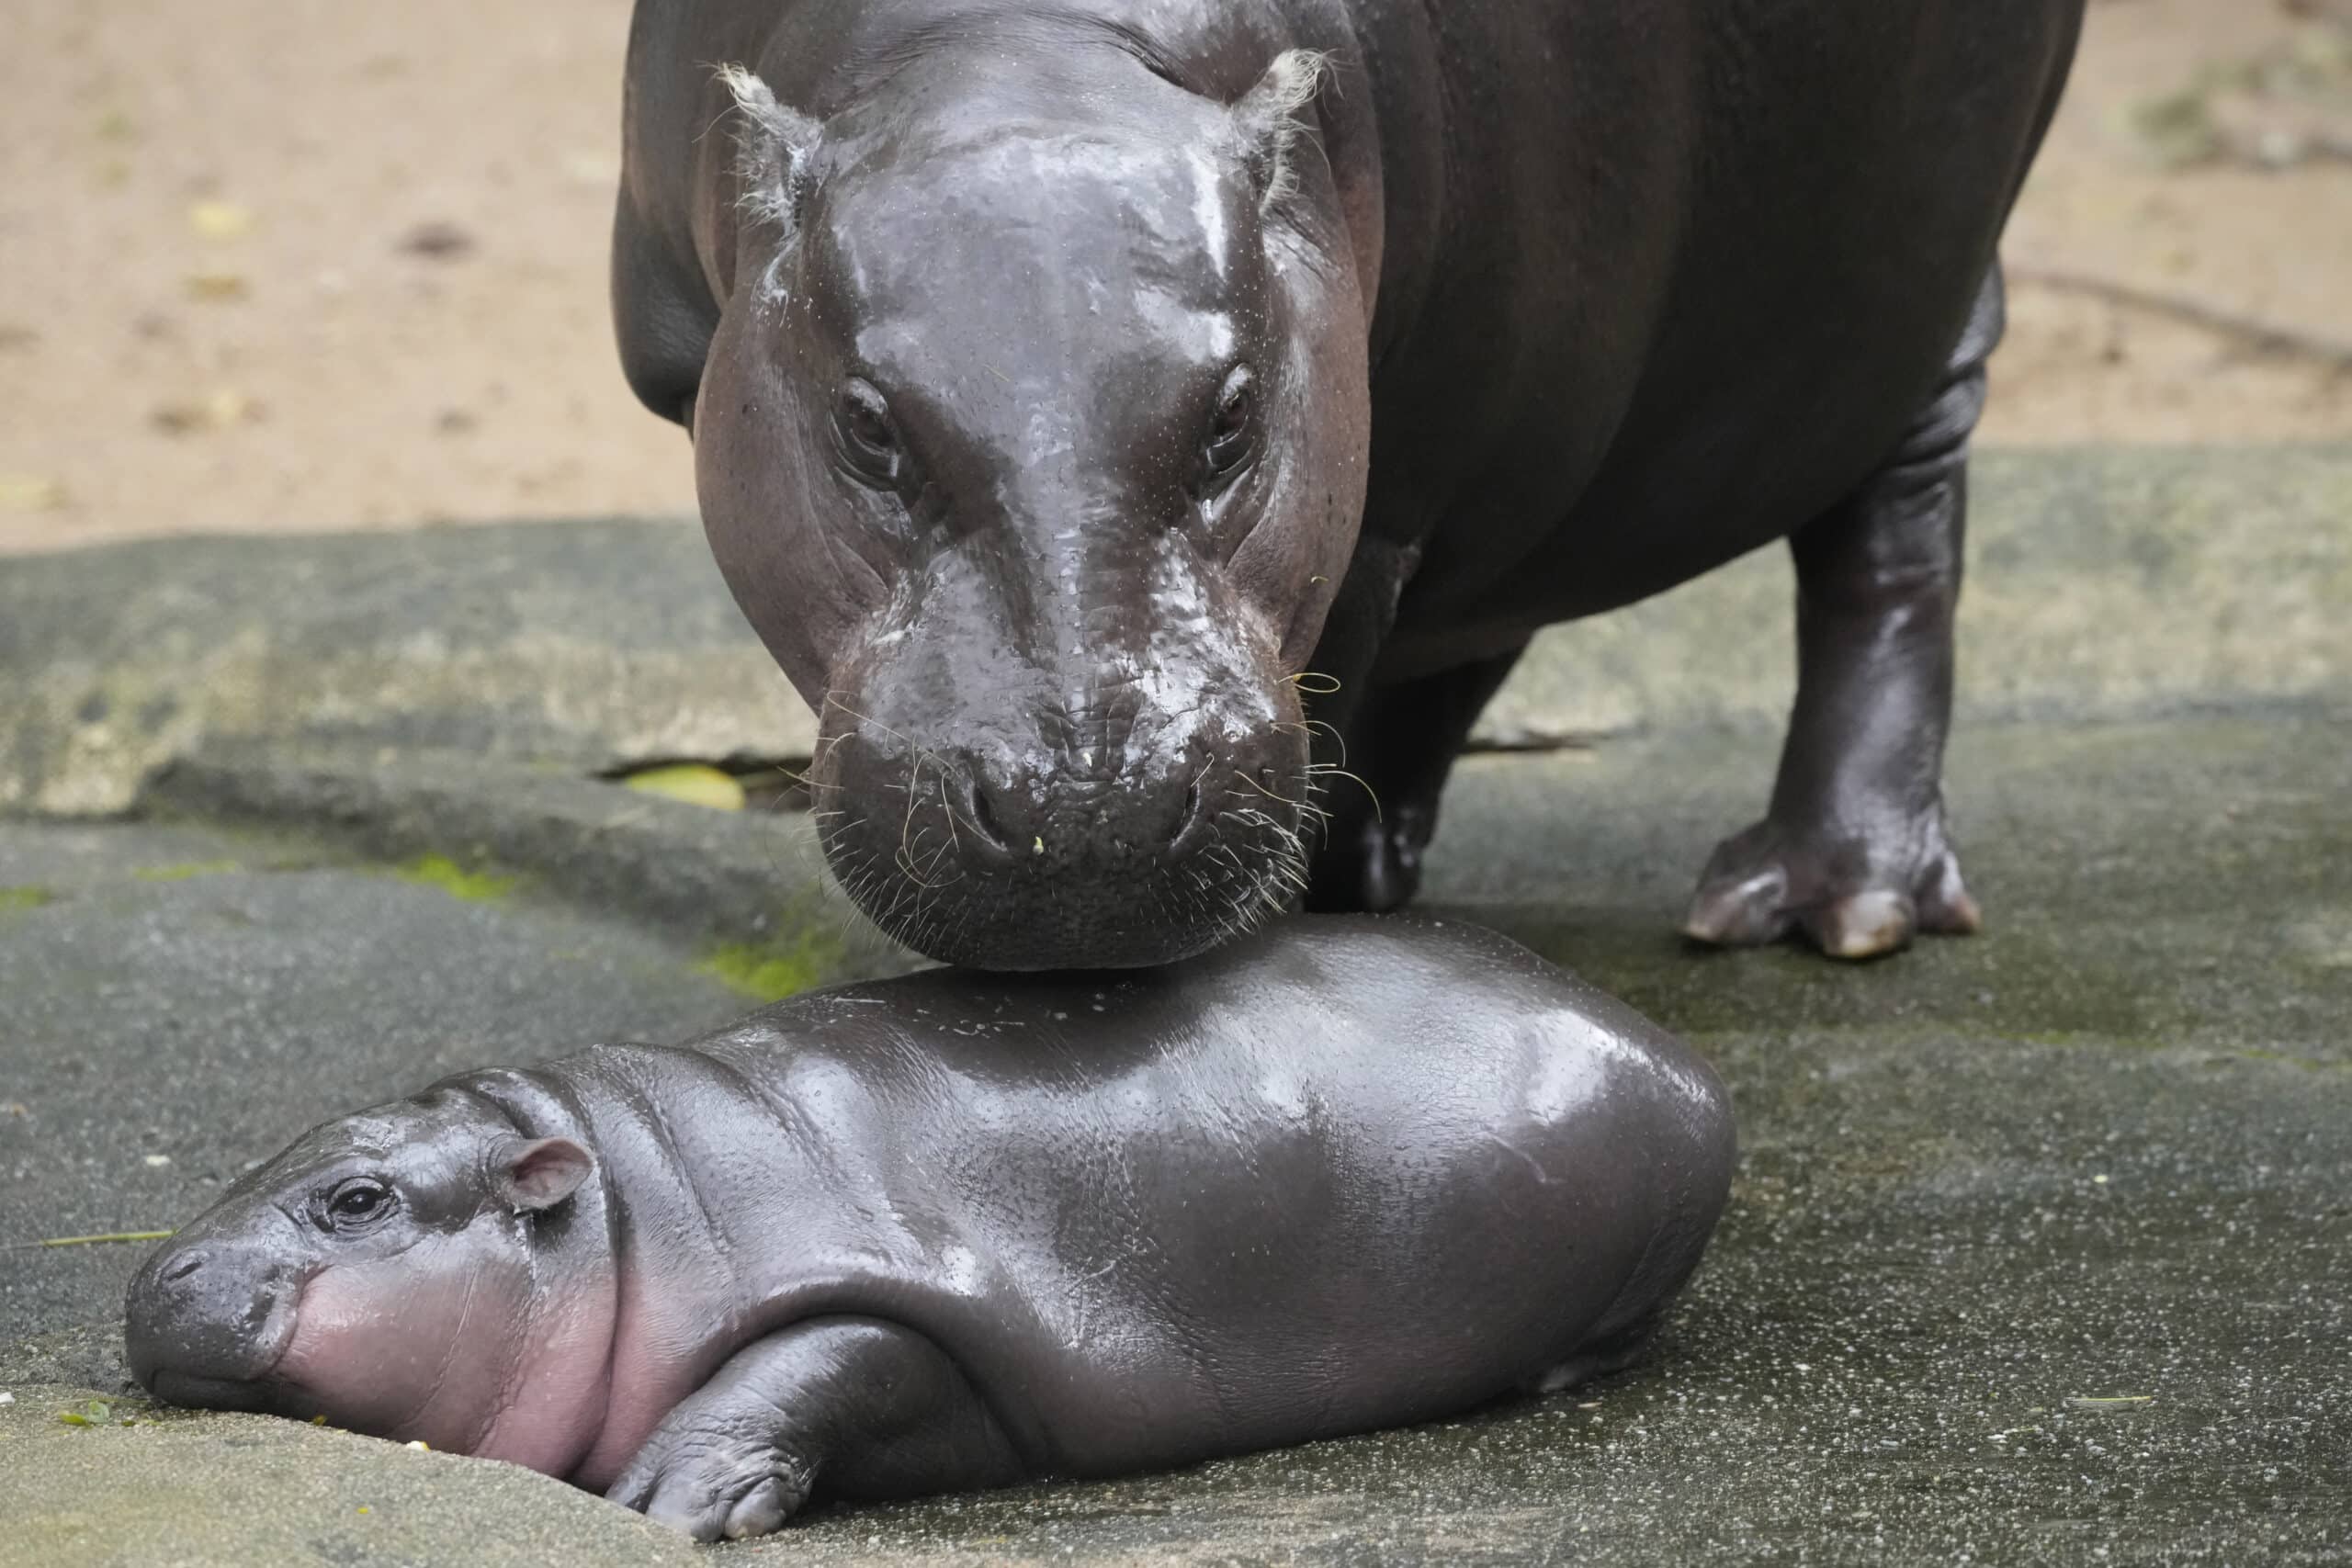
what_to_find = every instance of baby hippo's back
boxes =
[684,915,1736,1475]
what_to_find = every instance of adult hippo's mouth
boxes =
[806,660,1315,971]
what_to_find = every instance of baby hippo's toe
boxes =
[607,1422,814,1542]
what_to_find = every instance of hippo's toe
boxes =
[607,1428,814,1542]
[1682,808,1981,960]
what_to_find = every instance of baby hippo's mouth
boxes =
[123,1241,304,1406]
[143,1367,291,1414]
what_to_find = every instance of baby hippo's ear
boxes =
[489,1135,595,1213]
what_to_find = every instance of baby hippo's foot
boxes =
[605,1319,1021,1540]
[606,1393,815,1541]
[1682,801,1981,960]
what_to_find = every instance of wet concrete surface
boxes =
[0,817,750,1390]
[5,709,2346,1564]
[8,446,2347,812]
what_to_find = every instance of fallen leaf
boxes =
[0,476,68,512]
[2125,88,2225,168]
[184,272,249,303]
[188,199,254,241]
[397,220,475,260]
[622,763,747,812]
[152,390,262,434]
[561,151,619,186]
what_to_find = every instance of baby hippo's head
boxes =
[124,1086,610,1473]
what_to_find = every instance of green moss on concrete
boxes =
[131,860,243,883]
[699,927,847,1002]
[395,854,516,903]
[0,885,57,913]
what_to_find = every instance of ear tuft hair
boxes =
[1232,50,1331,213]
[716,63,822,236]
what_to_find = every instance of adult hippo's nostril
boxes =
[810,712,1309,969]
[956,761,1015,860]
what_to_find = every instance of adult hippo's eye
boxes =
[1203,367,1259,493]
[833,380,904,489]
[320,1178,394,1233]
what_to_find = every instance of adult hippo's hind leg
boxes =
[1302,646,1529,913]
[606,1317,1023,1540]
[1683,271,2006,960]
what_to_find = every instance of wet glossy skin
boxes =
[125,917,1735,1541]
[615,0,2084,970]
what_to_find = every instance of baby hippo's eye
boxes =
[322,1178,394,1233]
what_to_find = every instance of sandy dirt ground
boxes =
[2,0,2348,555]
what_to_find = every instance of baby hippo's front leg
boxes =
[605,1317,1024,1540]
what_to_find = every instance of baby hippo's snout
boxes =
[125,1236,300,1408]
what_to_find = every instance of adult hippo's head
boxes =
[681,43,1372,969]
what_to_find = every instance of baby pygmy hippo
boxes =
[126,916,1735,1540]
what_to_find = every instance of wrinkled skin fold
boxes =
[614,0,2085,969]
[126,917,1736,1540]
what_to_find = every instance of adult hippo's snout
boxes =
[809,528,1312,970]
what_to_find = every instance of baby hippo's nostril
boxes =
[164,1251,206,1283]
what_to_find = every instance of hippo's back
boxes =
[710,917,1736,1473]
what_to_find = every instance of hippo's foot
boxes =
[609,1318,1023,1540]
[1687,272,2003,962]
[1301,646,1531,915]
[1305,799,1435,913]
[606,1404,815,1542]
[1682,803,1981,961]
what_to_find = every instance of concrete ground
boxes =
[3,449,2349,1563]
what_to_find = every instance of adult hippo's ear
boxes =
[488,1135,595,1213]
[1230,50,1331,213]
[716,64,822,243]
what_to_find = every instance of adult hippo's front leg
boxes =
[1303,647,1527,914]
[1681,274,2004,960]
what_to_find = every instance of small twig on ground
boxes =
[3,1230,175,1251]
[2008,265,2352,371]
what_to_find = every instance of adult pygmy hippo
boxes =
[613,0,2084,970]
[127,917,1733,1540]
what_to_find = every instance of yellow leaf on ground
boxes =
[184,272,249,303]
[188,199,254,240]
[0,476,68,512]
[622,763,747,812]
[152,390,261,434]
